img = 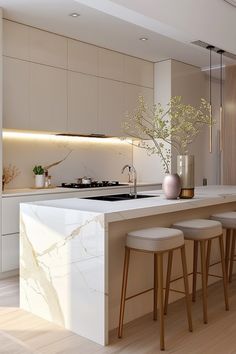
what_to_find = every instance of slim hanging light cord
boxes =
[218,49,225,152]
[207,45,214,153]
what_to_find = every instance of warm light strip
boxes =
[2,131,132,145]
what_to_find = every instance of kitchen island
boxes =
[20,186,236,345]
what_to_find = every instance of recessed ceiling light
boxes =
[139,37,148,41]
[69,12,80,17]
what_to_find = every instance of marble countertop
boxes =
[23,185,236,223]
[3,182,161,198]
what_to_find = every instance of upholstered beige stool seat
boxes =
[118,227,192,351]
[169,219,228,325]
[127,227,184,251]
[172,219,222,240]
[211,212,236,229]
[211,212,236,282]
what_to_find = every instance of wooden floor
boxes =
[0,277,236,353]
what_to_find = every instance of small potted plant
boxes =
[33,165,45,188]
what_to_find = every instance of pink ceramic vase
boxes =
[162,173,181,199]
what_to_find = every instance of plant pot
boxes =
[177,155,194,199]
[34,174,45,188]
[162,173,181,199]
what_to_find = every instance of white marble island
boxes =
[20,186,236,345]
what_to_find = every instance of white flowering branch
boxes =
[124,96,212,174]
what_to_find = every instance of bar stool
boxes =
[118,227,193,351]
[211,212,236,282]
[170,219,229,324]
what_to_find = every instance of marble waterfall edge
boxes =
[20,203,107,345]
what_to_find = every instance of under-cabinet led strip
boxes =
[2,131,131,145]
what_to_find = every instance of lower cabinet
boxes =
[2,233,19,272]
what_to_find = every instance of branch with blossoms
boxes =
[123,96,212,174]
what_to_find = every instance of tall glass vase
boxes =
[177,155,195,199]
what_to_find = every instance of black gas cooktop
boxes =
[60,181,128,189]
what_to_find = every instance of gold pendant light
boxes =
[217,49,225,152]
[207,45,215,153]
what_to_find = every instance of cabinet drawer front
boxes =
[2,234,19,272]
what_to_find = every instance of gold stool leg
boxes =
[206,239,212,286]
[164,250,173,315]
[157,253,165,351]
[153,253,158,320]
[219,235,229,311]
[225,229,232,280]
[192,240,198,302]
[229,230,236,283]
[118,247,131,338]
[181,246,193,332]
[200,240,208,324]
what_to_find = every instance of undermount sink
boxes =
[84,193,158,201]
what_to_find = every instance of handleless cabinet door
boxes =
[124,56,154,88]
[2,234,19,272]
[98,78,125,136]
[68,71,98,134]
[98,48,124,81]
[3,20,30,60]
[29,63,67,132]
[124,84,154,113]
[3,57,30,129]
[68,39,98,75]
[29,28,67,69]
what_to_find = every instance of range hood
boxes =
[55,133,113,138]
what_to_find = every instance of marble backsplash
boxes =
[3,136,133,189]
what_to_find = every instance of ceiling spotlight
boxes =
[139,37,148,41]
[69,12,80,17]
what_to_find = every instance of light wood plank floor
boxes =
[0,276,236,353]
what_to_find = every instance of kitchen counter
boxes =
[20,185,236,346]
[2,182,161,197]
[22,185,236,221]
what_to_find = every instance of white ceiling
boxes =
[0,0,235,69]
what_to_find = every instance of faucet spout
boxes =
[121,164,137,198]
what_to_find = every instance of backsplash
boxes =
[3,135,133,189]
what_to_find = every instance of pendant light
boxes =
[217,49,225,152]
[207,45,215,153]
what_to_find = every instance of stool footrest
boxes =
[125,287,153,301]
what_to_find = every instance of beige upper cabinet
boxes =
[98,78,125,136]
[68,71,98,134]
[124,83,153,114]
[3,57,30,130]
[98,48,124,81]
[2,20,154,136]
[68,39,98,76]
[3,20,30,60]
[29,63,67,132]
[29,28,67,69]
[124,56,154,88]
